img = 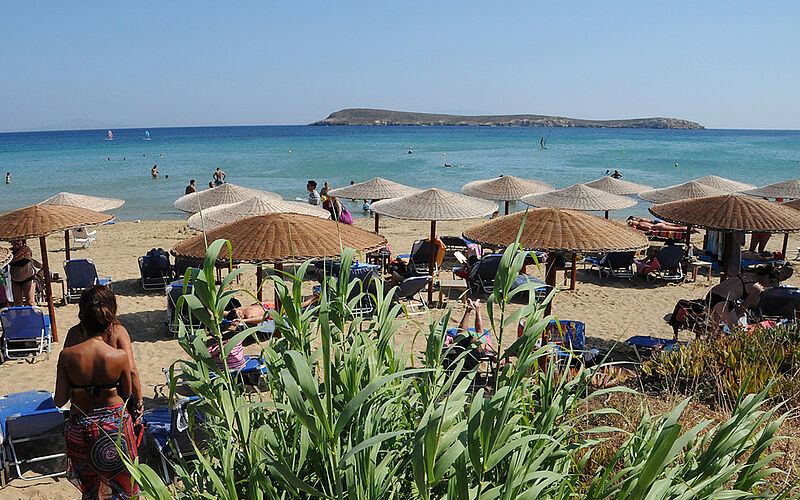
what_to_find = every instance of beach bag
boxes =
[339,206,354,225]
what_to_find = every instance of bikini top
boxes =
[71,379,120,397]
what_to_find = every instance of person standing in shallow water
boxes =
[213,168,226,186]
[185,179,197,195]
[55,285,141,499]
[5,172,10,184]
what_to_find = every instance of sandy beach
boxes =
[1,216,799,498]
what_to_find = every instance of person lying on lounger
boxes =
[626,217,688,233]
[447,299,495,355]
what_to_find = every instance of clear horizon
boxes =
[3,1,799,132]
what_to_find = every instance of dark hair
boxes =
[754,264,780,283]
[190,179,195,183]
[78,285,117,335]
[308,180,317,188]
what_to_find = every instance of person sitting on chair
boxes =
[706,264,780,333]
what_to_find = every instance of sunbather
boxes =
[627,217,688,233]
[448,299,494,355]
[706,264,780,333]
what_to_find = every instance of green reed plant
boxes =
[123,236,799,499]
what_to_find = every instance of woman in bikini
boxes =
[9,239,41,306]
[54,285,140,499]
[706,265,780,332]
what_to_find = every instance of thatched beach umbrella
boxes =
[187,197,329,231]
[173,213,387,303]
[521,184,636,219]
[638,180,728,204]
[584,176,652,195]
[0,247,12,268]
[743,179,800,200]
[693,175,755,193]
[174,183,280,213]
[39,192,124,260]
[0,205,115,341]
[371,188,497,302]
[462,175,554,215]
[782,199,800,211]
[464,208,648,315]
[649,195,800,275]
[328,178,420,233]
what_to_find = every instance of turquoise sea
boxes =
[0,126,798,220]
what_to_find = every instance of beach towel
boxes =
[208,339,246,371]
[64,404,140,500]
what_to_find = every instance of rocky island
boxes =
[310,108,704,129]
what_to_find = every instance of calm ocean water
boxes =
[0,126,798,221]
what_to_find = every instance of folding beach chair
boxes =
[625,336,684,363]
[0,306,52,362]
[545,320,599,364]
[469,254,503,293]
[392,276,431,316]
[398,240,443,276]
[71,226,96,250]
[0,390,66,486]
[141,397,207,484]
[139,248,174,290]
[649,245,685,282]
[346,263,380,317]
[588,251,636,280]
[166,281,196,334]
[667,298,709,339]
[64,259,113,303]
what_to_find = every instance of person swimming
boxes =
[151,165,159,179]
[5,172,10,184]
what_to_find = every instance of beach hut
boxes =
[464,208,648,316]
[187,196,329,231]
[173,183,280,213]
[649,195,800,278]
[0,205,114,340]
[521,183,636,219]
[172,213,387,303]
[461,175,553,215]
[327,178,420,233]
[692,175,755,193]
[371,188,497,302]
[39,192,124,260]
[584,176,652,196]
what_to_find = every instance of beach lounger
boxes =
[139,248,174,290]
[0,306,52,362]
[648,245,685,282]
[63,259,113,303]
[0,390,66,486]
[397,239,442,276]
[166,281,197,334]
[165,354,268,392]
[141,397,206,484]
[625,335,684,363]
[754,286,800,322]
[71,226,96,250]
[443,328,496,389]
[586,251,636,280]
[392,276,431,316]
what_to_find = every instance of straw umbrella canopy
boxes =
[173,213,388,303]
[39,192,124,260]
[637,180,728,204]
[461,176,554,215]
[328,178,421,233]
[173,183,280,213]
[464,208,648,315]
[782,199,800,211]
[0,247,12,268]
[521,184,636,219]
[649,195,800,271]
[187,197,329,231]
[584,176,652,195]
[693,175,755,193]
[743,179,800,200]
[0,204,115,341]
[371,188,498,302]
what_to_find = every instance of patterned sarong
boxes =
[64,404,140,500]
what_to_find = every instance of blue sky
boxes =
[2,1,799,131]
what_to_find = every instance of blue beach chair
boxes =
[0,306,52,362]
[545,320,599,364]
[626,335,684,363]
[0,390,66,486]
[141,397,206,484]
[64,259,113,303]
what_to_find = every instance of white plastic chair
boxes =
[72,226,97,249]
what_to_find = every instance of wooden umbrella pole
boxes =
[374,213,380,234]
[427,220,436,304]
[39,236,58,342]
[274,262,283,311]
[64,230,71,261]
[782,232,789,259]
[504,201,510,215]
[685,225,692,248]
[544,256,557,317]
[256,265,263,302]
[604,210,609,220]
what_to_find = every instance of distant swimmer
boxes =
[209,182,214,189]
[605,170,610,175]
[123,157,126,161]
[159,154,163,157]
[152,165,159,179]
[107,157,110,161]
[540,137,544,148]
[213,168,226,186]
[185,179,197,195]
[611,170,622,179]
[443,163,453,168]
[5,172,10,184]
[143,153,146,157]
[408,147,413,154]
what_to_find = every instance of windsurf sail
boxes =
[144,130,151,140]
[541,128,551,148]
[107,130,114,140]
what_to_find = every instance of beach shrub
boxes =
[641,323,800,409]
[123,237,799,498]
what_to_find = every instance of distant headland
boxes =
[310,108,704,129]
